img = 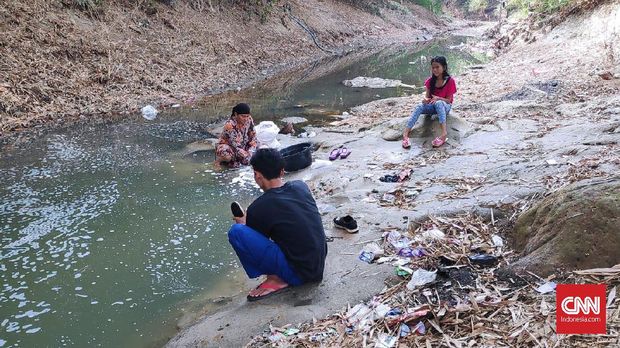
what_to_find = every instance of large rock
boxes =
[510,177,620,276]
[379,113,473,142]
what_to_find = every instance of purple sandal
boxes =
[339,147,351,159]
[329,148,341,160]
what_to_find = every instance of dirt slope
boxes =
[0,0,438,142]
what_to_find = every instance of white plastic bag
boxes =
[255,121,280,149]
[141,105,158,120]
[406,269,437,290]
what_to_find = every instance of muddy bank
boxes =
[167,2,619,346]
[0,0,442,144]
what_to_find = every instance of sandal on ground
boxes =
[329,147,342,160]
[247,282,290,302]
[432,137,446,148]
[402,138,411,149]
[339,147,351,159]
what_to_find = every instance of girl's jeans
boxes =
[406,101,451,129]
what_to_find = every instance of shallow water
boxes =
[0,36,483,347]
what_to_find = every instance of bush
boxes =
[468,0,489,12]
[508,0,573,14]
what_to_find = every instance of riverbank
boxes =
[167,2,619,346]
[0,0,445,146]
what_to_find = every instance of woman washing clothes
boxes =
[216,103,257,167]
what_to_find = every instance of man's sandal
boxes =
[247,282,290,302]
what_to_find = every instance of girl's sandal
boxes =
[432,137,446,148]
[402,138,411,149]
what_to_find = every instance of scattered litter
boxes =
[283,328,300,336]
[416,228,445,242]
[268,332,285,342]
[298,131,317,138]
[546,159,558,165]
[359,251,375,264]
[399,323,410,337]
[374,333,397,348]
[311,160,333,169]
[395,266,414,277]
[607,286,617,308]
[171,103,181,108]
[412,321,426,335]
[405,269,437,290]
[141,105,158,120]
[535,281,557,294]
[247,212,620,348]
[398,247,426,258]
[343,76,415,89]
[384,231,410,251]
[492,234,504,247]
[468,253,498,267]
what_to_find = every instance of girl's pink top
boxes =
[424,76,457,104]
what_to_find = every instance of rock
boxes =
[377,113,473,142]
[510,177,620,276]
[382,129,402,141]
[281,116,308,124]
[182,138,218,156]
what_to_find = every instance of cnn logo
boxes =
[560,296,600,315]
[556,284,606,334]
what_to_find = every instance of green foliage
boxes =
[410,0,444,14]
[468,0,489,12]
[508,0,574,14]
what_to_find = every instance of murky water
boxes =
[0,37,483,347]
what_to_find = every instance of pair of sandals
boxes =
[402,137,446,149]
[329,146,352,160]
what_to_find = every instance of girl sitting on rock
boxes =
[402,56,457,148]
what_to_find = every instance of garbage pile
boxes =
[246,213,620,347]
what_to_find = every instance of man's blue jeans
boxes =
[406,101,451,129]
[227,224,303,286]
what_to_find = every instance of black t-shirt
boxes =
[246,180,327,283]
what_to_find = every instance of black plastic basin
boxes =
[280,142,313,172]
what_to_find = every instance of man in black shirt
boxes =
[228,148,327,301]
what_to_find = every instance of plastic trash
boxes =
[468,253,499,267]
[255,121,281,149]
[374,333,397,348]
[492,235,504,247]
[283,327,300,336]
[268,333,285,342]
[414,228,445,243]
[310,159,333,170]
[141,105,158,120]
[374,303,391,318]
[298,131,317,138]
[406,269,437,290]
[385,231,410,251]
[359,251,374,264]
[385,308,402,317]
[535,281,557,294]
[398,247,426,258]
[395,266,414,277]
[399,323,411,337]
[412,321,426,335]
